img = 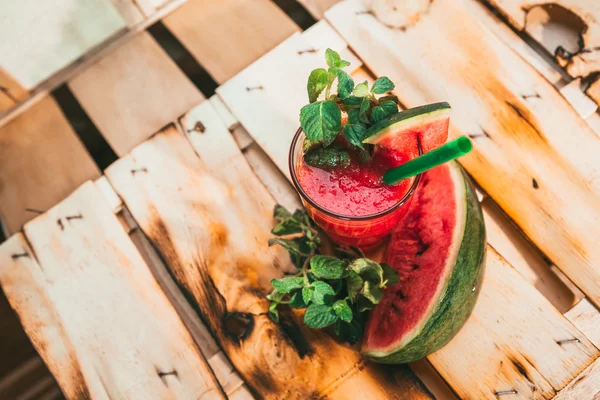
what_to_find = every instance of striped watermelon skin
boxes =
[362,162,486,364]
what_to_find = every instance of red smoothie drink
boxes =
[290,129,420,250]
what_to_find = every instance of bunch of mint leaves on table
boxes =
[266,49,401,344]
[300,48,400,168]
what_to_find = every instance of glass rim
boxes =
[288,127,423,221]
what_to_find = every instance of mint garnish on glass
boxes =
[299,48,400,169]
[267,205,399,344]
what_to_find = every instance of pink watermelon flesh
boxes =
[364,164,458,351]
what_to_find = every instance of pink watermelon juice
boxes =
[289,129,420,250]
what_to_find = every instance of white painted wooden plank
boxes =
[565,299,600,349]
[217,20,363,179]
[554,357,600,400]
[0,0,126,89]
[326,0,600,310]
[559,78,598,118]
[105,112,433,399]
[0,183,225,399]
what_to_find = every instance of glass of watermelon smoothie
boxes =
[289,128,422,250]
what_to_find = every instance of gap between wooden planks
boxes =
[0,182,226,399]
[105,101,435,399]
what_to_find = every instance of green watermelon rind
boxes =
[362,162,486,364]
[363,102,451,144]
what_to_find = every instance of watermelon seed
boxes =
[495,389,518,396]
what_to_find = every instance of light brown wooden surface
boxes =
[109,0,145,26]
[587,78,600,107]
[554,356,600,400]
[298,0,341,19]
[134,0,170,16]
[483,0,600,78]
[0,0,126,89]
[162,0,299,84]
[69,32,204,156]
[326,0,600,310]
[565,299,600,349]
[217,20,363,179]
[105,104,433,399]
[0,182,225,399]
[428,248,598,399]
[0,96,100,234]
[0,68,29,111]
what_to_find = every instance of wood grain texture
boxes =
[587,78,600,107]
[559,78,598,118]
[134,0,170,16]
[217,20,363,179]
[483,0,600,78]
[298,0,341,19]
[326,0,600,309]
[0,183,225,399]
[0,0,126,89]
[0,96,100,234]
[105,105,433,399]
[109,0,144,25]
[162,0,299,84]
[69,32,204,156]
[565,299,600,349]
[0,68,29,111]
[428,248,599,399]
[554,357,600,400]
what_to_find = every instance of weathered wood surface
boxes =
[428,248,598,399]
[298,0,341,19]
[0,182,225,399]
[483,0,600,78]
[554,356,600,400]
[0,96,100,234]
[109,0,145,26]
[587,79,600,107]
[217,20,362,179]
[105,104,433,399]
[326,0,600,309]
[163,0,299,84]
[0,0,126,89]
[565,299,600,349]
[0,68,29,111]
[68,32,204,156]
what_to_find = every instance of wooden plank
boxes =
[428,248,599,399]
[298,0,341,20]
[162,0,299,84]
[482,0,600,78]
[565,299,600,349]
[105,107,433,399]
[0,183,225,399]
[554,357,600,400]
[0,96,100,234]
[109,0,145,25]
[69,32,204,156]
[326,0,600,309]
[135,0,170,16]
[465,0,563,86]
[217,20,363,179]
[559,78,598,118]
[0,0,126,89]
[0,68,29,111]
[587,78,600,107]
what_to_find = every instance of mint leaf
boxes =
[363,280,384,304]
[304,304,339,328]
[357,296,376,312]
[336,309,364,343]
[353,81,369,97]
[346,272,364,302]
[311,281,335,305]
[266,290,284,302]
[307,68,329,103]
[290,291,308,309]
[359,97,371,124]
[380,101,398,115]
[347,108,361,124]
[310,255,345,279]
[271,276,306,293]
[333,300,353,322]
[304,144,350,171]
[269,302,279,322]
[342,96,363,106]
[343,123,367,149]
[302,285,314,304]
[379,94,399,104]
[325,48,342,69]
[336,69,354,99]
[371,106,388,123]
[300,101,342,146]
[268,238,303,255]
[372,77,395,94]
[271,219,303,235]
[273,204,292,222]
[349,258,383,283]
[381,263,400,286]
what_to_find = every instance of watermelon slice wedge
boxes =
[362,161,486,363]
[363,102,451,153]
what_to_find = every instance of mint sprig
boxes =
[300,48,400,170]
[267,204,400,344]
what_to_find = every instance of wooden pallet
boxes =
[1,0,600,399]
